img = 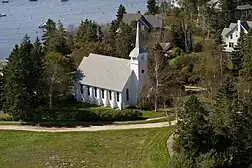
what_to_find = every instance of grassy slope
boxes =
[0,128,172,168]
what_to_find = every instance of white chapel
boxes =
[74,22,148,109]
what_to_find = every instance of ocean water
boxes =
[0,0,147,60]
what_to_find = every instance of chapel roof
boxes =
[76,53,132,92]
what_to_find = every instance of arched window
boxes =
[141,69,144,74]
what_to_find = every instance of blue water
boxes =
[0,0,147,60]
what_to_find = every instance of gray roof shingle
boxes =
[77,54,132,92]
[122,13,141,25]
[122,13,163,28]
[144,15,163,28]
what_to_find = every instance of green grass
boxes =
[0,128,172,168]
[140,110,165,118]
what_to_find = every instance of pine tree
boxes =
[75,19,99,47]
[3,36,34,120]
[147,0,159,14]
[42,19,57,52]
[115,22,134,59]
[54,21,71,55]
[174,95,212,156]
[30,38,45,115]
[219,0,237,27]
[210,76,252,167]
[0,69,4,110]
[116,4,126,23]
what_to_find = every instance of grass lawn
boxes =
[140,110,165,118]
[0,128,172,168]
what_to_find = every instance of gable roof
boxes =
[77,54,132,92]
[236,4,252,10]
[122,13,163,28]
[221,20,252,39]
[144,15,163,28]
[122,13,141,24]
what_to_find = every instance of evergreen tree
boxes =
[75,19,99,47]
[116,4,126,24]
[97,26,104,42]
[54,21,71,55]
[231,34,245,77]
[0,69,4,110]
[237,32,252,94]
[174,95,212,157]
[3,36,34,120]
[42,19,57,52]
[115,22,135,59]
[219,0,237,27]
[30,38,45,115]
[210,76,252,167]
[147,0,159,14]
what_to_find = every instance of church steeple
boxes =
[129,21,147,58]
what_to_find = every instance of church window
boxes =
[109,90,112,100]
[101,89,104,99]
[141,69,144,74]
[80,84,84,94]
[87,86,90,96]
[126,89,129,101]
[116,92,120,102]
[94,87,97,97]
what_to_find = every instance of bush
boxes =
[77,109,143,121]
[61,108,142,122]
[0,112,13,121]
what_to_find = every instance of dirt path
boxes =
[167,133,174,158]
[0,120,177,132]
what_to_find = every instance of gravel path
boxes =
[0,120,177,132]
[167,133,174,158]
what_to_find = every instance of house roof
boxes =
[122,13,141,24]
[144,15,163,28]
[77,54,132,92]
[159,43,172,51]
[221,20,252,39]
[236,4,252,10]
[122,13,163,28]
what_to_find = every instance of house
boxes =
[221,20,252,52]
[236,4,252,19]
[74,22,148,109]
[207,0,221,10]
[122,12,163,31]
[159,42,173,56]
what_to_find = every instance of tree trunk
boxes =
[49,75,54,110]
[154,51,159,112]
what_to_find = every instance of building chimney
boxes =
[238,20,241,33]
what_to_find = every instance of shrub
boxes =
[0,112,13,121]
[74,108,142,121]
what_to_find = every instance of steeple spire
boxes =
[129,21,147,58]
[135,21,141,48]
